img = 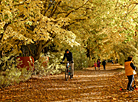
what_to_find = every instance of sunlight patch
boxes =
[80,92,101,96]
[46,85,107,91]
[70,79,91,82]
[75,74,114,78]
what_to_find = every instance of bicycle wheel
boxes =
[65,68,69,81]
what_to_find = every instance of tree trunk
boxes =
[27,39,51,61]
[33,54,40,61]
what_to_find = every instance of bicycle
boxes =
[61,62,72,81]
[65,62,73,81]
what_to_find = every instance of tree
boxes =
[0,0,79,61]
[68,0,138,64]
[0,0,138,64]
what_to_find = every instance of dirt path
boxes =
[0,63,138,102]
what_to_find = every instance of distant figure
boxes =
[111,60,114,64]
[125,56,136,91]
[97,59,101,70]
[115,59,118,64]
[94,62,97,70]
[102,59,106,70]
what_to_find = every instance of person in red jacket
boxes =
[94,62,97,70]
[125,56,136,91]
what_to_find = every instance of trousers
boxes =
[67,61,74,75]
[127,75,134,90]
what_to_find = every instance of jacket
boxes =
[97,61,101,67]
[102,60,106,66]
[125,60,136,76]
[62,51,73,61]
[94,63,97,67]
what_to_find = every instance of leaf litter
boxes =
[0,63,138,102]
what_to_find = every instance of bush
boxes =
[0,57,33,88]
[70,46,89,70]
[33,52,66,76]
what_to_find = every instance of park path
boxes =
[0,63,138,102]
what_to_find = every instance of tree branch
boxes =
[48,1,61,17]
[41,39,51,50]
[41,32,56,50]
[132,2,138,5]
[0,21,11,42]
[27,44,35,57]
[126,4,137,17]
[122,4,138,28]
[115,0,119,7]
[44,0,55,16]
[65,0,89,17]
[37,41,43,55]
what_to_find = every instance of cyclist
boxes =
[62,49,74,79]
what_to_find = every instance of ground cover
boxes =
[0,63,138,102]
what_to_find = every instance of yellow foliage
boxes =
[0,0,138,62]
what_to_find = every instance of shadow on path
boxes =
[1,63,138,102]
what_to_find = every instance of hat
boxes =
[65,49,69,52]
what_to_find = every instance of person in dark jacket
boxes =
[102,59,106,70]
[125,56,136,91]
[62,49,73,62]
[62,49,74,78]
[97,59,101,70]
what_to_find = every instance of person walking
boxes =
[94,62,97,70]
[97,59,101,70]
[102,59,106,70]
[125,56,136,91]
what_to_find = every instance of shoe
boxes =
[127,88,134,92]
[129,89,133,92]
[130,87,134,91]
[70,75,73,79]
